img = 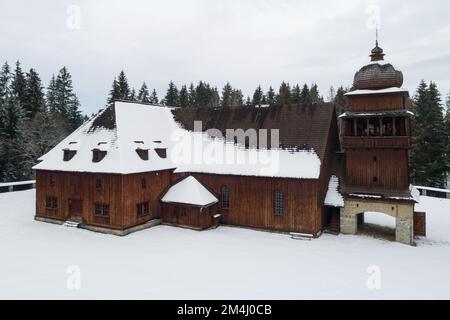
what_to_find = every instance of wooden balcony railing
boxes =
[342,136,411,149]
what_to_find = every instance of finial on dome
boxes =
[370,28,385,62]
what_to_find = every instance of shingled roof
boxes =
[172,103,336,161]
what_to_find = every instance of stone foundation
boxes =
[340,198,414,245]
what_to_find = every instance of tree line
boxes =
[1,65,449,189]
[106,70,349,110]
[410,81,450,188]
[0,61,83,182]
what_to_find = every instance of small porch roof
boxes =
[161,176,218,207]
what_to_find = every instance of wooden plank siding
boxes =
[36,170,123,228]
[191,174,321,235]
[35,169,172,230]
[161,203,219,230]
[345,149,409,190]
[347,93,406,112]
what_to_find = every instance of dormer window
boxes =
[155,148,167,159]
[92,149,107,163]
[136,149,149,160]
[63,149,77,161]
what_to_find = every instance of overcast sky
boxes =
[1,0,449,114]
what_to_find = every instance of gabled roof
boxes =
[33,101,178,174]
[161,176,218,207]
[33,101,328,179]
[172,103,336,161]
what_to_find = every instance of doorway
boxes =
[68,199,83,221]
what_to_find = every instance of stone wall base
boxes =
[80,219,162,236]
[340,198,415,246]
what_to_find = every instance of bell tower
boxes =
[339,40,418,245]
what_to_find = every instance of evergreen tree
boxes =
[24,68,45,118]
[188,83,196,107]
[334,86,348,115]
[46,75,57,112]
[245,96,252,108]
[107,78,120,105]
[164,81,179,106]
[10,61,27,108]
[231,89,244,107]
[445,91,450,184]
[252,85,264,106]
[277,82,291,105]
[54,67,83,132]
[149,89,159,104]
[221,82,233,108]
[411,81,448,187]
[309,83,321,104]
[0,97,25,181]
[116,70,131,100]
[137,82,150,103]
[327,86,336,102]
[292,84,301,105]
[178,85,189,108]
[299,84,310,105]
[129,88,136,101]
[266,86,276,105]
[0,62,11,106]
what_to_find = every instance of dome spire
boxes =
[370,27,385,61]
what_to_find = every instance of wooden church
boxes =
[33,41,425,245]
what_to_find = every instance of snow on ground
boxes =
[1,190,450,299]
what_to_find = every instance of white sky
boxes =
[1,0,449,114]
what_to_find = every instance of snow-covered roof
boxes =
[33,102,178,174]
[339,110,414,118]
[161,176,218,207]
[414,185,450,194]
[345,87,408,96]
[324,175,344,207]
[33,101,322,179]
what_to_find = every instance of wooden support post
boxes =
[379,117,383,136]
[353,118,357,136]
[393,117,397,136]
[366,118,370,136]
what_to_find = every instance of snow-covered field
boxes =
[1,190,450,299]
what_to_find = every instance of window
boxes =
[45,197,58,209]
[368,118,380,136]
[141,178,147,189]
[395,117,407,136]
[92,149,107,162]
[94,203,110,217]
[382,117,394,136]
[63,150,76,161]
[356,118,367,136]
[136,202,150,217]
[136,149,149,160]
[155,148,167,159]
[274,191,284,216]
[345,119,355,136]
[221,186,229,209]
[95,179,102,190]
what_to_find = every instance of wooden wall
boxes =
[192,173,322,235]
[161,203,218,230]
[345,149,409,190]
[347,93,406,112]
[35,169,172,230]
[35,170,123,228]
[121,170,172,229]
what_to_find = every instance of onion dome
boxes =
[353,41,403,90]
